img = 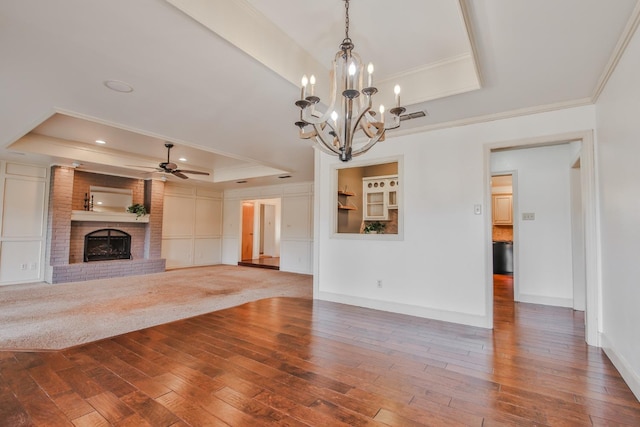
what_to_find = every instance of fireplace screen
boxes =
[84,229,132,262]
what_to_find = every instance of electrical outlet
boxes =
[522,212,535,221]
[20,263,27,270]
[377,280,382,288]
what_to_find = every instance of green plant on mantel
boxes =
[363,221,386,234]
[127,203,147,218]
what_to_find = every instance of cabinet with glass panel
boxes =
[362,175,398,220]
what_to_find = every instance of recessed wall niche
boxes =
[336,161,399,235]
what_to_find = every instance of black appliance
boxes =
[493,241,513,274]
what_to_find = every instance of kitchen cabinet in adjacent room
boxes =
[492,194,513,225]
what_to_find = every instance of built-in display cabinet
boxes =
[362,175,398,221]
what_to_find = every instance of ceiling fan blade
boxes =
[172,171,189,179]
[177,169,210,176]
[125,165,160,170]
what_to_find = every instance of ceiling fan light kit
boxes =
[295,0,406,162]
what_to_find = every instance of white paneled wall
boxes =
[0,162,48,285]
[161,184,222,269]
[223,182,313,275]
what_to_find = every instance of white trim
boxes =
[387,98,594,141]
[601,334,640,401]
[312,148,322,299]
[484,130,601,347]
[319,291,491,329]
[517,294,573,308]
[458,0,483,87]
[592,1,640,102]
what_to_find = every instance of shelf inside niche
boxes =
[338,205,357,210]
[338,190,356,196]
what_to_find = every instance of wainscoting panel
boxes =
[161,237,193,269]
[0,240,42,282]
[162,184,223,269]
[0,161,48,285]
[194,237,221,266]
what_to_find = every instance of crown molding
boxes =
[387,97,594,139]
[591,0,640,102]
[458,0,483,87]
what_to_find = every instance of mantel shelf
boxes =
[71,210,149,223]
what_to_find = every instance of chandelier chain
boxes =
[344,0,350,41]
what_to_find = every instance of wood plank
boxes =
[0,275,637,425]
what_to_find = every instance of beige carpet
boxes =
[0,265,312,351]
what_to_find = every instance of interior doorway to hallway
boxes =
[239,198,281,270]
[487,133,598,346]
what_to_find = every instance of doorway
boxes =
[239,198,281,270]
[486,132,599,346]
[491,173,515,303]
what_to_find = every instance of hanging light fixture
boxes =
[295,0,406,162]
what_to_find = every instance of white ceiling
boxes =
[1,0,638,189]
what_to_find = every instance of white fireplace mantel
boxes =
[71,210,149,223]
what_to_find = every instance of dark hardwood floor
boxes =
[1,275,639,426]
[237,257,280,270]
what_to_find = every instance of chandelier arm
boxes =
[301,52,343,125]
[298,127,318,139]
[313,137,343,157]
[352,127,386,157]
[351,102,376,138]
[312,123,342,155]
[383,115,402,131]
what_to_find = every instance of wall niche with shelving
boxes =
[336,160,399,235]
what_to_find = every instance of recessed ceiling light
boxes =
[103,80,134,93]
[178,157,187,162]
[95,139,106,144]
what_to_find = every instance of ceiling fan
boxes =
[137,143,210,179]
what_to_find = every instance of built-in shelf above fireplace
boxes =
[71,210,149,223]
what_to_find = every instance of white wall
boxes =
[594,20,640,400]
[491,144,575,307]
[316,105,596,328]
[0,162,48,285]
[161,184,223,269]
[222,182,313,275]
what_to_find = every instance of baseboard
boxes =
[601,334,640,402]
[317,291,492,328]
[516,293,573,308]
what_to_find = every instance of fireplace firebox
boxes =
[84,229,132,262]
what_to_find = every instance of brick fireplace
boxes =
[45,167,166,284]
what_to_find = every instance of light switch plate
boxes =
[474,204,482,215]
[522,212,535,220]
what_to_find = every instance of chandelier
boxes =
[295,0,405,162]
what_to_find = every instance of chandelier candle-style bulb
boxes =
[394,85,401,108]
[301,75,308,100]
[294,0,409,162]
[309,75,316,96]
